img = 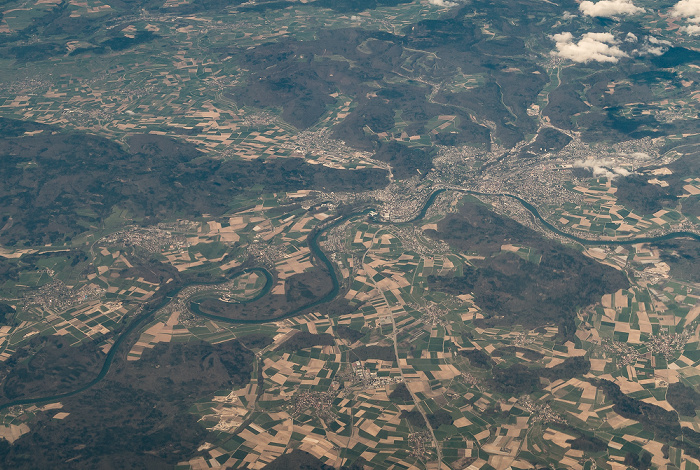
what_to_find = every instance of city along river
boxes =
[2,188,699,410]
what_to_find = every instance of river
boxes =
[2,188,698,410]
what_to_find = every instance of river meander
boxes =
[2,188,698,410]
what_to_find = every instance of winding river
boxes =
[460,189,700,245]
[2,187,698,411]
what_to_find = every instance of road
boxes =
[361,231,444,468]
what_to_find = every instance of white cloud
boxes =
[642,45,665,55]
[579,0,645,17]
[632,37,669,56]
[551,32,629,63]
[671,0,700,34]
[586,32,619,41]
[573,158,633,179]
[629,152,651,161]
[428,0,458,7]
[625,32,638,42]
[671,0,700,22]
[648,36,672,45]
